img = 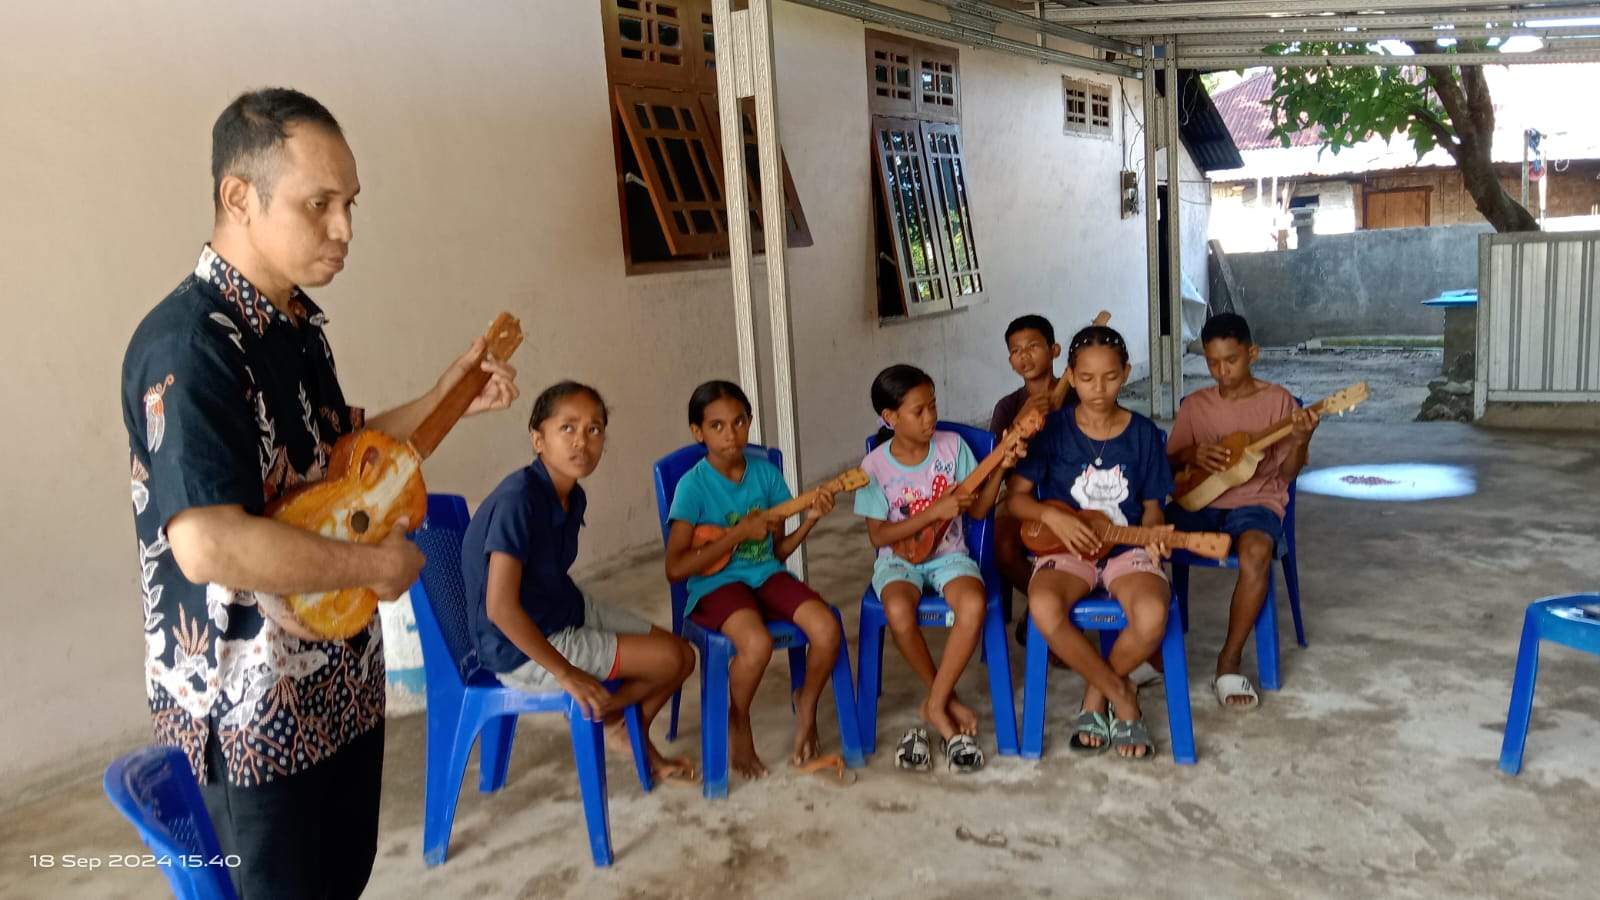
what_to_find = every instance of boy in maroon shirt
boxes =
[1166,313,1318,709]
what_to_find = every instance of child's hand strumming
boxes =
[1044,507,1101,558]
[928,492,974,522]
[1194,443,1233,473]
[733,511,774,543]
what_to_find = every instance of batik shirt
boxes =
[121,245,382,786]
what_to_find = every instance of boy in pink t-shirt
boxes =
[1165,314,1319,710]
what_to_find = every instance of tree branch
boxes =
[1462,65,1494,135]
[1410,102,1462,164]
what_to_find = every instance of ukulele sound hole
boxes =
[350,510,370,534]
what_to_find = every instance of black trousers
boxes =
[199,722,385,900]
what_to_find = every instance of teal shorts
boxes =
[871,551,983,598]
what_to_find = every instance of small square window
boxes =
[1064,77,1114,139]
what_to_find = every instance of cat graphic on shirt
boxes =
[1071,464,1129,526]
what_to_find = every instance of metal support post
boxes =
[1142,39,1164,414]
[1163,42,1183,418]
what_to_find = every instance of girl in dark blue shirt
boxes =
[1006,326,1174,760]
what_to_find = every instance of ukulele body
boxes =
[1174,430,1264,512]
[1019,501,1114,560]
[264,428,428,641]
[689,523,738,576]
[892,520,953,565]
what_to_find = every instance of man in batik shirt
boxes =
[121,88,517,899]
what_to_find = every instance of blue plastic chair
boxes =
[855,422,1019,757]
[1169,480,1301,692]
[410,494,653,867]
[102,745,237,900]
[1499,593,1600,775]
[1020,594,1197,764]
[652,445,865,799]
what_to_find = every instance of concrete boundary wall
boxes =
[1213,223,1491,345]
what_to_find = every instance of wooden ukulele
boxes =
[1020,501,1230,560]
[891,408,1047,564]
[1173,381,1369,512]
[690,467,870,575]
[260,313,524,641]
[888,310,1110,564]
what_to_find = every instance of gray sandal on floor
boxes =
[895,726,933,771]
[1066,709,1111,755]
[943,734,985,773]
[1108,713,1156,760]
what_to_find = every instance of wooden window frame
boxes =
[866,31,981,320]
[600,0,811,271]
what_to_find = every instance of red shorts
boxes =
[688,571,821,631]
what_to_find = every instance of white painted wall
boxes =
[0,0,1179,788]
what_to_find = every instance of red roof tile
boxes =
[1212,71,1323,151]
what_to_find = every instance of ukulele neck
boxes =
[409,362,492,460]
[1096,522,1184,548]
[1243,398,1326,456]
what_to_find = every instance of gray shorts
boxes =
[499,594,653,692]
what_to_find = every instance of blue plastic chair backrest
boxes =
[651,444,783,622]
[413,494,479,684]
[864,421,998,574]
[102,745,236,900]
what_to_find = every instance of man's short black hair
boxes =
[211,88,342,213]
[1201,312,1253,346]
[1004,314,1055,347]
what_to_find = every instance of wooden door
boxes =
[1363,188,1430,229]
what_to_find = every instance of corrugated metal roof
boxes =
[1163,68,1245,172]
[1211,70,1323,150]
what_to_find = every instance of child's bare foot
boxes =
[790,690,821,767]
[729,709,768,779]
[948,695,979,736]
[649,748,698,783]
[919,694,960,741]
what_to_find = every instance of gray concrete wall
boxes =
[1213,222,1492,345]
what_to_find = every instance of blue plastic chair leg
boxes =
[1098,629,1118,659]
[1499,607,1542,776]
[1172,563,1191,634]
[423,702,478,866]
[856,610,886,756]
[1160,599,1197,765]
[983,604,1020,756]
[1283,553,1307,648]
[700,640,733,800]
[1255,572,1282,692]
[1021,616,1049,759]
[624,704,654,792]
[788,646,807,710]
[828,609,866,769]
[477,715,517,793]
[567,705,614,868]
[668,606,685,742]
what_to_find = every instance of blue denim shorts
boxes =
[871,551,983,597]
[1164,503,1286,559]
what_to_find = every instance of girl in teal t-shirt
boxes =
[665,381,840,780]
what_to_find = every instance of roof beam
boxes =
[1046,0,1599,25]
[789,0,1141,76]
[1080,6,1600,37]
[930,0,1140,56]
[1176,23,1600,47]
[1177,48,1600,65]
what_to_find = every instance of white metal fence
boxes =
[1475,229,1600,418]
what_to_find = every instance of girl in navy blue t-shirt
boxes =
[1006,325,1175,760]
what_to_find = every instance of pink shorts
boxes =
[1031,548,1166,591]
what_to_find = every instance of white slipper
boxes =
[1212,673,1260,710]
[1129,662,1164,688]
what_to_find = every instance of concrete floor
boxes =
[6,421,1599,899]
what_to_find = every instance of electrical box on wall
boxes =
[1120,170,1138,218]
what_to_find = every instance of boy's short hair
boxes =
[1201,312,1253,346]
[1004,314,1055,347]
